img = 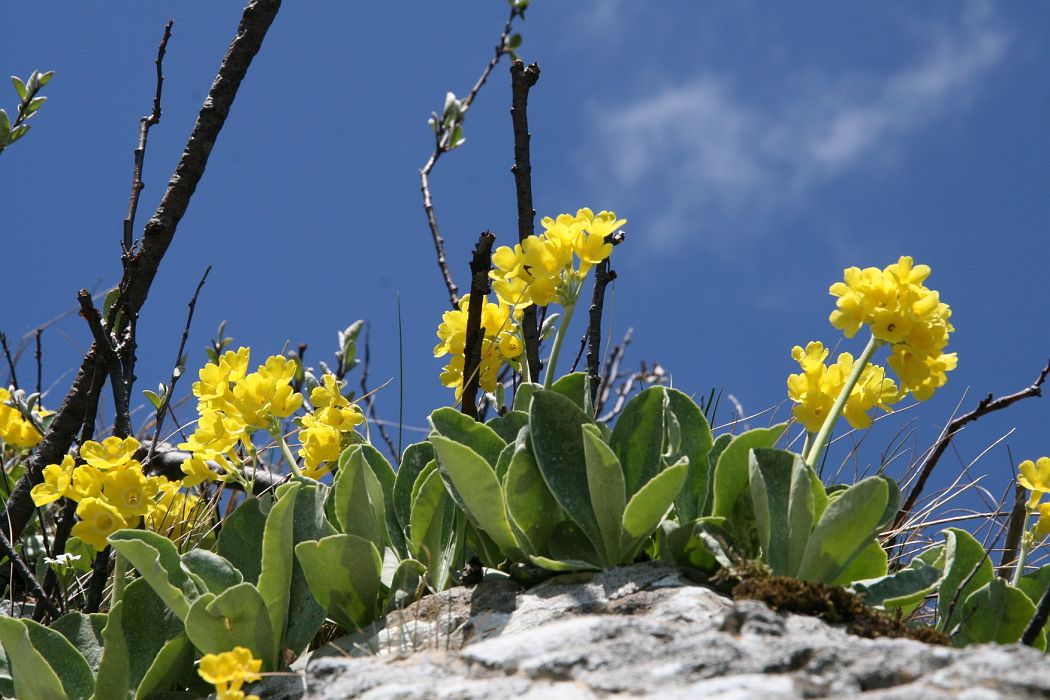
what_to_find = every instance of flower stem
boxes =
[804,333,883,472]
[1012,529,1032,586]
[801,431,815,460]
[278,430,303,479]
[110,551,128,608]
[543,299,577,389]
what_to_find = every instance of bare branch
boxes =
[77,291,132,438]
[420,9,519,308]
[0,332,18,390]
[586,259,616,407]
[359,323,398,461]
[510,60,542,380]
[0,0,282,543]
[460,232,496,419]
[123,20,173,252]
[893,356,1050,536]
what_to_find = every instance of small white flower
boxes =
[44,552,82,567]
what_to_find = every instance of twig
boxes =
[510,60,542,380]
[37,498,76,619]
[145,265,210,467]
[596,328,632,416]
[0,333,18,390]
[123,20,173,253]
[0,527,60,620]
[1022,582,1050,646]
[420,8,519,308]
[998,482,1028,579]
[0,0,282,543]
[460,232,496,420]
[892,357,1050,539]
[586,259,616,406]
[83,547,110,614]
[34,329,42,397]
[77,291,132,438]
[359,323,397,460]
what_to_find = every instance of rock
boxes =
[303,562,1050,699]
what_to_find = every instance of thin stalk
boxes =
[801,431,815,460]
[277,431,302,479]
[804,333,883,471]
[1012,530,1031,587]
[543,299,577,389]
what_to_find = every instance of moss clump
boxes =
[731,573,949,646]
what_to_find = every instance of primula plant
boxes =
[1,2,1048,698]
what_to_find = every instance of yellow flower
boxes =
[1019,457,1050,509]
[181,454,219,488]
[198,646,262,696]
[71,497,128,551]
[80,436,141,471]
[298,417,342,472]
[828,256,954,400]
[0,387,46,449]
[1034,502,1050,540]
[102,468,158,519]
[787,342,901,433]
[30,455,76,507]
[178,411,243,459]
[68,464,103,502]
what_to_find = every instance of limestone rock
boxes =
[303,563,1049,699]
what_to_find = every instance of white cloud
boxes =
[583,5,1008,248]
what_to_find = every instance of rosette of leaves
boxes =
[424,377,691,573]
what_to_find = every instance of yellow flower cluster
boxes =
[0,387,48,449]
[179,348,303,459]
[489,208,622,307]
[198,646,262,700]
[298,373,365,479]
[434,294,523,398]
[786,342,902,433]
[29,436,204,550]
[1019,456,1050,538]
[829,256,956,401]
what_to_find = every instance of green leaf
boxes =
[503,431,561,555]
[512,382,543,412]
[108,530,200,621]
[8,123,29,144]
[938,527,994,633]
[748,448,813,577]
[184,584,276,670]
[257,482,300,662]
[710,424,788,518]
[850,560,944,610]
[295,534,383,632]
[581,424,625,564]
[529,390,604,555]
[118,578,185,694]
[795,476,888,584]
[392,441,435,535]
[355,445,401,555]
[545,520,602,568]
[486,410,529,444]
[408,468,457,590]
[429,407,506,466]
[215,496,267,583]
[666,389,713,522]
[955,578,1042,648]
[91,602,130,700]
[22,618,94,699]
[283,480,334,655]
[385,559,428,614]
[619,458,688,560]
[432,435,520,556]
[0,616,72,700]
[49,613,105,676]
[661,517,732,573]
[26,96,46,115]
[550,372,591,414]
[0,109,9,140]
[133,633,193,700]
[830,539,888,587]
[181,550,242,594]
[333,448,384,548]
[528,555,601,572]
[609,386,665,497]
[11,76,26,100]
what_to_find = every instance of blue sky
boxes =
[2,2,1048,529]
